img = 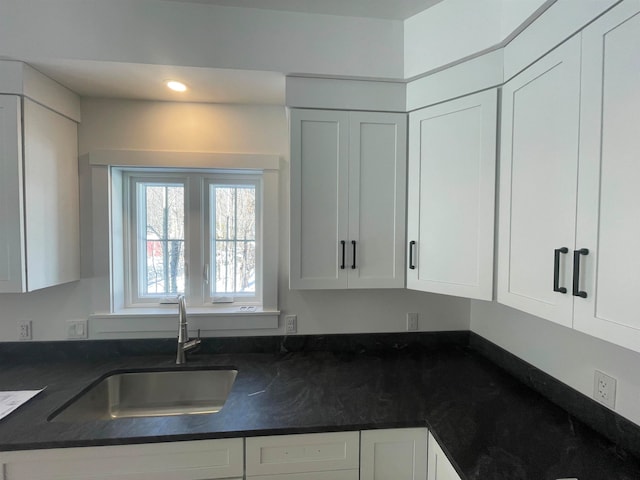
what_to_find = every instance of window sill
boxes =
[89,307,280,338]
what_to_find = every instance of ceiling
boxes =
[162,0,444,20]
[32,60,285,105]
[30,0,445,105]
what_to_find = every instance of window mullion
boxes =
[186,174,204,305]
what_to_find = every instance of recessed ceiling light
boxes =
[166,80,187,92]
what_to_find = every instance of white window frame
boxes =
[85,150,280,337]
[125,172,190,306]
[123,169,265,309]
[204,176,262,306]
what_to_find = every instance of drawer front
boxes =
[1,438,243,480]
[250,470,358,480]
[246,432,360,476]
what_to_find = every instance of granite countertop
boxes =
[0,340,639,480]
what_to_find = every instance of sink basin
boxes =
[49,367,237,422]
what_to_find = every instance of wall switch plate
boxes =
[67,320,88,339]
[285,315,297,334]
[407,312,419,331]
[594,370,616,409]
[18,320,32,341]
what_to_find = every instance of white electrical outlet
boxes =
[18,320,32,341]
[407,312,419,331]
[67,320,88,339]
[285,315,297,334]
[594,370,616,409]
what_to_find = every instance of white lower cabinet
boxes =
[427,433,461,480]
[0,429,455,480]
[0,438,244,480]
[360,428,427,480]
[245,431,359,479]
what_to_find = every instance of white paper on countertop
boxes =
[0,388,46,420]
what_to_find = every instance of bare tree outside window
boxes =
[211,185,256,296]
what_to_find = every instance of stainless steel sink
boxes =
[49,368,237,422]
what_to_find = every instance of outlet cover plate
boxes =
[18,320,32,341]
[285,315,297,334]
[67,320,88,339]
[594,370,616,409]
[407,312,418,331]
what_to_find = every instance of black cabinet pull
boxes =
[409,241,416,270]
[553,247,569,293]
[351,240,357,269]
[340,241,346,270]
[572,248,589,298]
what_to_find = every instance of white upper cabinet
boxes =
[0,95,25,292]
[407,89,497,300]
[0,95,79,293]
[498,1,640,353]
[290,109,349,289]
[573,2,640,352]
[497,36,582,327]
[290,109,406,290]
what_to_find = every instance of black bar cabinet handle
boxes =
[572,248,589,298]
[340,241,346,270]
[409,241,416,270]
[553,247,568,293]
[351,240,357,269]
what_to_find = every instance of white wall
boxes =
[84,99,470,338]
[500,0,553,38]
[404,0,503,78]
[404,0,552,79]
[471,300,640,426]
[0,98,470,342]
[0,0,404,80]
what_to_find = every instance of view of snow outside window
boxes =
[211,185,256,296]
[140,183,185,296]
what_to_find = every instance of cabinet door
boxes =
[427,433,461,480]
[407,90,497,300]
[23,98,80,291]
[290,109,349,289]
[574,2,640,352]
[348,112,406,288]
[497,36,582,327]
[360,428,427,480]
[0,94,26,293]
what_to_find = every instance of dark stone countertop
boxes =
[0,342,639,480]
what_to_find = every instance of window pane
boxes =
[236,187,255,240]
[139,182,185,296]
[215,187,236,240]
[236,241,256,293]
[214,240,236,294]
[211,184,256,296]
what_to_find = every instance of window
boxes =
[134,179,186,298]
[208,182,260,302]
[124,170,262,308]
[87,150,279,334]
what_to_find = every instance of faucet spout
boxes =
[176,294,201,364]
